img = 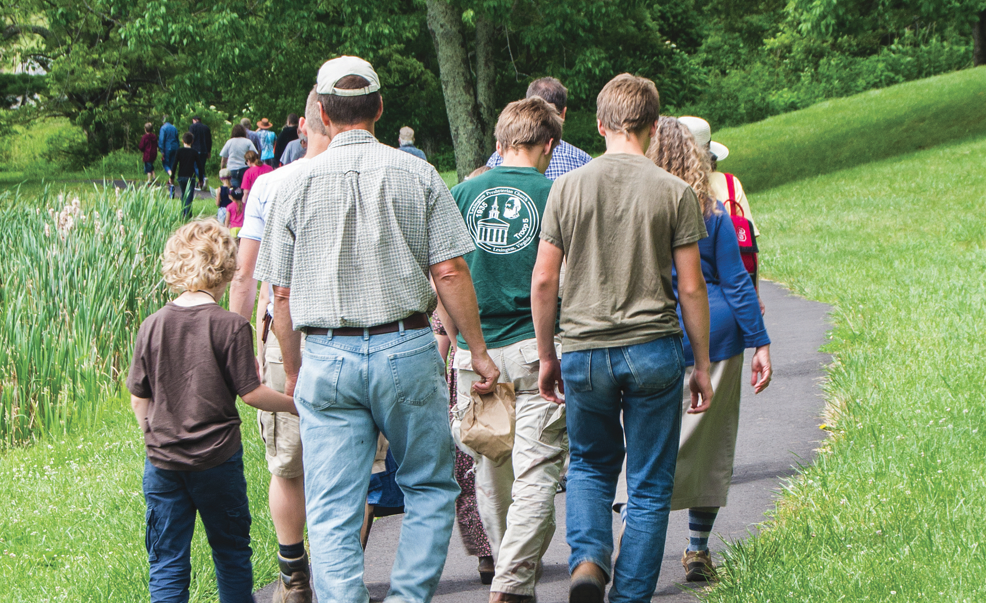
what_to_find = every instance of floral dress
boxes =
[431,314,492,557]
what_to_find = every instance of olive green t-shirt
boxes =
[539,153,707,352]
[451,166,554,349]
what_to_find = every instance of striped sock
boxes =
[687,507,720,553]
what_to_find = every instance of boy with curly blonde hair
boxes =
[127,219,296,603]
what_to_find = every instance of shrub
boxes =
[40,127,90,172]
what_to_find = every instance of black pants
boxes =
[194,152,208,186]
[178,177,195,219]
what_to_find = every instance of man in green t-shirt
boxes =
[531,74,714,603]
[445,96,565,602]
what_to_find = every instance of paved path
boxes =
[256,280,832,602]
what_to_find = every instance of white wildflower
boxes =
[117,209,124,222]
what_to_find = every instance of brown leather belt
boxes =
[305,313,430,337]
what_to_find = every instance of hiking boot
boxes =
[272,552,313,603]
[681,549,717,582]
[569,561,606,603]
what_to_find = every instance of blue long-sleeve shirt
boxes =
[675,202,769,365]
[158,122,179,152]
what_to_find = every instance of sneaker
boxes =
[681,549,717,582]
[272,552,313,603]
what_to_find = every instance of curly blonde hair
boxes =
[648,116,717,217]
[161,220,238,293]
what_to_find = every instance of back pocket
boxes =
[624,337,684,392]
[389,340,443,407]
[295,353,344,411]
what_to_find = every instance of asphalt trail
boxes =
[255,280,832,602]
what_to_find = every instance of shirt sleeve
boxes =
[239,174,270,241]
[671,187,708,248]
[225,322,262,396]
[425,168,475,266]
[126,324,152,398]
[539,183,565,251]
[219,140,231,158]
[254,176,300,287]
[712,212,769,348]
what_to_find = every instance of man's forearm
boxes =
[229,239,260,320]
[531,274,560,361]
[272,287,303,390]
[431,259,486,354]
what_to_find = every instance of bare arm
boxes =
[673,243,714,414]
[273,286,303,397]
[220,157,228,169]
[531,241,564,404]
[229,238,260,320]
[241,384,297,414]
[131,395,150,428]
[429,257,499,394]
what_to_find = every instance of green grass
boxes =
[0,395,280,602]
[707,134,986,602]
[715,67,986,193]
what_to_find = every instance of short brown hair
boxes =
[244,150,259,165]
[318,75,382,126]
[526,77,568,113]
[144,122,152,133]
[495,97,563,152]
[231,124,246,138]
[305,87,327,137]
[182,132,194,145]
[162,220,238,293]
[596,73,660,136]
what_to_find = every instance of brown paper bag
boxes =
[460,382,516,463]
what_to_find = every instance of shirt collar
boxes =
[329,129,378,148]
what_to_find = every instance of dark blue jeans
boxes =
[143,448,255,603]
[177,177,195,219]
[562,336,685,603]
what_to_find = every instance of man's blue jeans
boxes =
[142,448,254,603]
[562,336,685,603]
[295,326,459,603]
[161,147,178,176]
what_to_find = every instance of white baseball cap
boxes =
[678,116,729,161]
[316,56,381,97]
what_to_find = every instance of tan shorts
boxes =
[257,330,304,479]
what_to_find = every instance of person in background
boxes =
[139,122,158,184]
[486,77,591,181]
[256,118,278,167]
[126,219,296,603]
[241,118,263,156]
[279,133,306,167]
[169,132,199,219]
[189,116,213,189]
[449,96,565,603]
[216,168,232,225]
[531,73,713,603]
[255,55,499,603]
[397,126,427,161]
[219,124,257,188]
[225,188,244,238]
[647,116,772,583]
[158,116,180,191]
[273,113,299,167]
[241,150,272,208]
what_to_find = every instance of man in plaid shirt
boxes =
[256,56,500,603]
[486,77,592,180]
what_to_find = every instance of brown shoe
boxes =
[681,548,717,582]
[272,552,313,603]
[479,555,495,585]
[569,562,606,603]
[489,592,534,602]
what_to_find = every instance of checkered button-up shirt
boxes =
[486,139,592,180]
[255,129,475,330]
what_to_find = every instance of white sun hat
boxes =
[678,116,729,161]
[316,56,381,96]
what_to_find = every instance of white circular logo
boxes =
[465,187,540,255]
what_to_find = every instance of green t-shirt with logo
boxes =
[451,166,553,350]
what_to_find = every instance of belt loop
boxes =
[363,328,370,341]
[327,328,333,341]
[398,319,406,336]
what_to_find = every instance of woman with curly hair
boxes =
[645,116,773,582]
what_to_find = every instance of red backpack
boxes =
[723,173,758,289]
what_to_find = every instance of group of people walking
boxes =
[128,54,773,603]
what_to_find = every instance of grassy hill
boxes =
[714,67,986,193]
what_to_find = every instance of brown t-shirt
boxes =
[126,302,261,471]
[540,154,707,352]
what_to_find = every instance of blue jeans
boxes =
[142,448,254,603]
[295,326,459,603]
[177,177,195,219]
[563,336,685,603]
[161,148,178,175]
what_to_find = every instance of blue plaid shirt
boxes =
[486,140,592,180]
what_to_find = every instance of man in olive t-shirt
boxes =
[447,97,565,601]
[531,74,714,603]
